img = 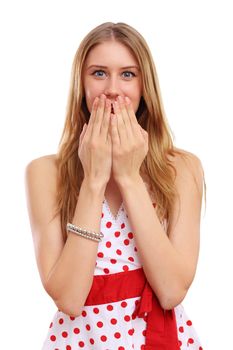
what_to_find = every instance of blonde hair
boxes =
[56,22,206,241]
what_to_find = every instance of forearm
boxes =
[45,178,106,316]
[117,175,193,309]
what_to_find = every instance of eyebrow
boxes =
[87,64,140,70]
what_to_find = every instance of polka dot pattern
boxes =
[41,199,203,349]
[175,304,203,349]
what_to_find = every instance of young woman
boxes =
[25,22,205,350]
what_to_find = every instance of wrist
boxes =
[82,177,107,197]
[115,174,143,190]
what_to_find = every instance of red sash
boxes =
[85,267,179,349]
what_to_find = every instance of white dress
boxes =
[42,198,203,350]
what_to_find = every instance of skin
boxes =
[83,40,143,117]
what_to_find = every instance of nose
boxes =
[103,76,122,100]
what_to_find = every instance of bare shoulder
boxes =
[25,154,59,229]
[25,154,58,189]
[168,147,205,195]
[25,154,57,176]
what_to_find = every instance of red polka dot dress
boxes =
[42,198,203,350]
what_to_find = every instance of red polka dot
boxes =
[49,322,53,328]
[86,324,91,331]
[128,328,135,336]
[141,345,145,350]
[59,318,64,324]
[199,347,203,350]
[124,239,130,245]
[134,247,138,252]
[114,332,121,339]
[97,252,104,258]
[142,329,146,336]
[106,221,112,228]
[118,347,125,350]
[111,318,117,324]
[81,310,87,317]
[90,338,95,344]
[116,249,122,255]
[66,346,72,350]
[104,268,110,274]
[107,304,113,311]
[50,335,56,341]
[128,232,134,239]
[179,326,184,333]
[186,320,192,326]
[78,341,85,347]
[124,315,130,322]
[188,338,194,344]
[97,321,103,328]
[128,256,134,262]
[178,340,182,346]
[93,307,99,314]
[121,301,127,308]
[115,231,121,237]
[106,241,112,248]
[73,327,80,334]
[100,335,107,342]
[110,258,117,264]
[101,212,104,218]
[123,265,129,271]
[121,223,125,229]
[62,331,68,338]
[70,316,75,321]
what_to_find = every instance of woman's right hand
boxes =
[78,94,112,187]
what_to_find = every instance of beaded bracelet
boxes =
[66,223,104,242]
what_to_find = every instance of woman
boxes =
[25,22,205,350]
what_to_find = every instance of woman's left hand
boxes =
[110,95,148,184]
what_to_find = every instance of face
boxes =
[83,40,142,115]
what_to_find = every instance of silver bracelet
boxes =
[66,223,104,242]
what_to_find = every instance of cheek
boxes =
[84,84,102,112]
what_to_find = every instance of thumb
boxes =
[140,126,148,140]
[79,123,87,143]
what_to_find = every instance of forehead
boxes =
[85,41,139,68]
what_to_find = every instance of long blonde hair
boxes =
[56,22,206,241]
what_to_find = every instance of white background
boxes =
[0,0,232,349]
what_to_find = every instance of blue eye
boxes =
[122,71,135,78]
[92,70,106,77]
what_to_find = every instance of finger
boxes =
[117,96,134,140]
[79,123,87,144]
[114,100,127,145]
[100,98,111,142]
[85,97,99,137]
[110,113,120,146]
[125,96,139,128]
[140,126,148,141]
[91,94,106,138]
